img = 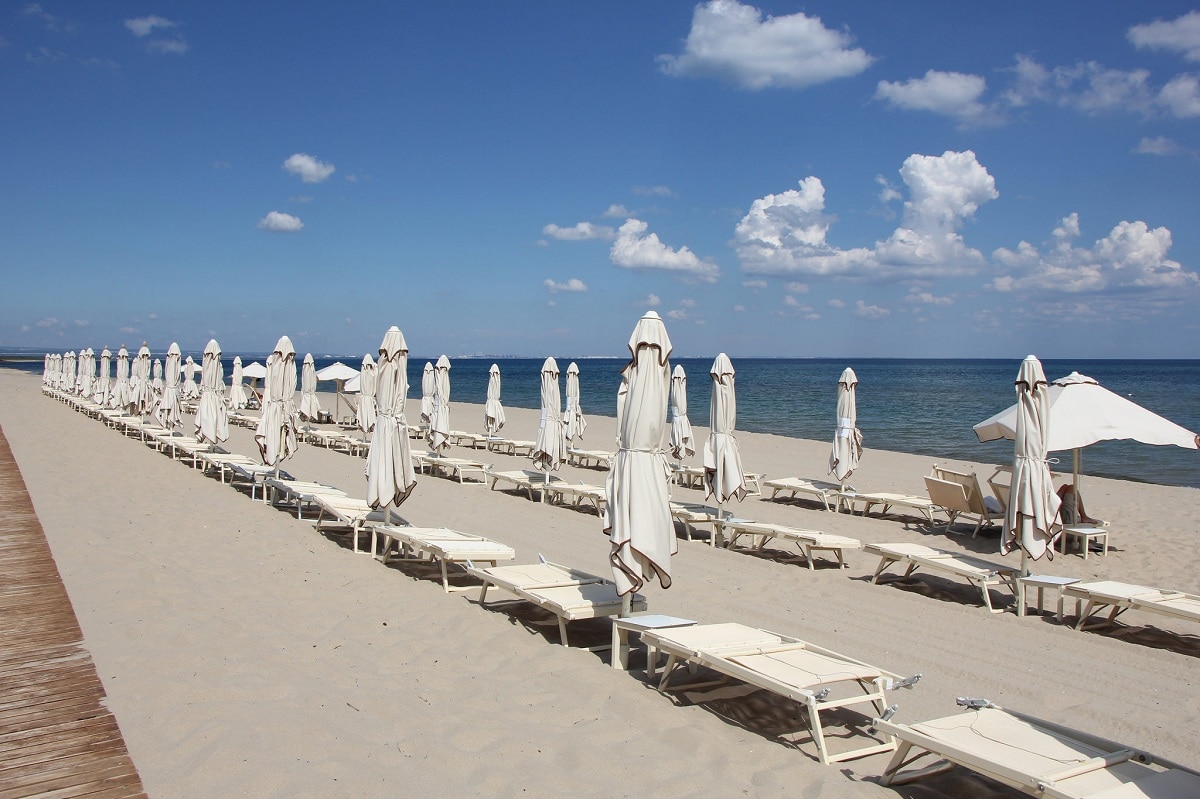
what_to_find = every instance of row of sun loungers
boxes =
[865,542,1021,613]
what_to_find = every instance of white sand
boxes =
[4,369,1199,798]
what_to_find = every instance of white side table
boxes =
[611,614,696,674]
[1060,526,1109,559]
[1017,575,1081,620]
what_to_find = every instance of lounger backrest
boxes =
[930,466,987,514]
[988,480,1010,513]
[924,476,973,513]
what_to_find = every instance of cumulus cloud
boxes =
[784,281,809,293]
[125,15,188,54]
[855,300,889,319]
[35,317,61,328]
[641,293,661,307]
[1159,73,1200,117]
[603,204,631,218]
[147,38,189,55]
[666,308,689,320]
[544,278,588,293]
[283,153,335,183]
[659,0,872,89]
[1002,55,1200,120]
[1135,136,1181,155]
[903,290,954,306]
[1129,11,1200,61]
[876,70,997,126]
[257,211,303,232]
[736,151,997,279]
[610,219,720,282]
[990,212,1199,295]
[125,15,175,36]
[827,298,845,308]
[542,221,616,241]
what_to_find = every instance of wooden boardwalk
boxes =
[0,427,147,799]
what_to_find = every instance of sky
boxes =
[4,1,1200,359]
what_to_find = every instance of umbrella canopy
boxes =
[94,347,112,405]
[130,344,153,415]
[531,357,567,473]
[428,355,452,454]
[316,361,359,423]
[228,356,250,410]
[180,355,200,399]
[828,367,863,485]
[420,362,435,425]
[109,347,131,409]
[356,354,377,438]
[254,336,300,467]
[605,311,675,596]
[196,339,229,444]
[155,343,183,430]
[565,362,587,443]
[365,326,417,508]
[240,361,267,379]
[702,353,747,504]
[485,363,505,434]
[1001,355,1062,564]
[668,364,694,461]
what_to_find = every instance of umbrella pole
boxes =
[620,593,631,618]
[714,500,724,548]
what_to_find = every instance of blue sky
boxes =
[4,1,1200,358]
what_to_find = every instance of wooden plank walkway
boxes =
[0,426,147,799]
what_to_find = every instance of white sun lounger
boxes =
[544,482,608,514]
[311,494,403,554]
[641,622,920,766]
[197,450,260,483]
[153,434,214,468]
[722,519,860,569]
[864,542,1020,613]
[465,559,647,648]
[414,453,490,484]
[373,525,515,591]
[567,448,614,469]
[844,491,938,524]
[762,477,851,511]
[877,701,1200,798]
[263,478,348,520]
[488,469,567,501]
[669,502,726,546]
[448,430,488,449]
[925,465,1003,537]
[484,438,536,456]
[673,464,763,495]
[227,461,289,500]
[1061,580,1200,633]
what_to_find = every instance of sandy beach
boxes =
[3,367,1199,798]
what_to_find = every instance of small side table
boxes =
[1060,526,1109,559]
[1018,575,1081,620]
[611,614,696,674]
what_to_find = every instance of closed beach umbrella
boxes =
[182,356,200,400]
[155,343,183,430]
[63,351,77,395]
[428,355,452,454]
[357,354,377,439]
[605,311,675,598]
[1001,355,1062,567]
[196,339,229,445]
[94,347,112,405]
[420,362,435,427]
[42,354,50,387]
[131,344,153,416]
[80,348,95,398]
[565,362,587,443]
[298,353,323,421]
[229,356,249,410]
[365,326,417,509]
[532,357,567,478]
[151,358,164,404]
[316,360,359,423]
[702,353,747,506]
[828,367,863,486]
[668,364,694,461]
[485,363,505,435]
[110,346,131,409]
[254,336,300,469]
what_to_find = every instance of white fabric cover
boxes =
[298,353,323,421]
[109,347,131,409]
[357,354,377,436]
[155,343,183,429]
[532,357,567,472]
[196,339,229,444]
[828,367,863,483]
[365,326,416,508]
[93,348,111,405]
[182,356,200,400]
[702,353,747,504]
[565,362,587,442]
[79,348,95,398]
[668,364,694,461]
[420,362,434,424]
[1002,356,1062,561]
[228,356,249,410]
[428,354,451,453]
[485,363,505,434]
[130,345,153,414]
[254,336,300,467]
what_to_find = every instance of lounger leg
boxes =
[556,616,569,647]
[806,703,831,765]
[440,560,449,592]
[803,545,815,571]
[871,557,894,584]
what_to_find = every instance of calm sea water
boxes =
[8,353,1199,488]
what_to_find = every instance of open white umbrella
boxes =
[420,362,435,428]
[109,347,131,409]
[828,367,863,487]
[240,360,267,407]
[254,336,300,470]
[366,326,417,509]
[155,343,182,430]
[565,362,587,443]
[94,347,112,405]
[605,311,675,603]
[182,356,200,400]
[228,356,250,410]
[316,360,359,424]
[429,355,451,454]
[702,353,747,529]
[356,354,377,440]
[196,339,229,445]
[668,364,693,461]
[485,363,505,435]
[1001,355,1062,570]
[532,357,567,490]
[298,353,323,421]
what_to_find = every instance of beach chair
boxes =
[414,453,490,484]
[488,469,566,501]
[877,700,1200,797]
[864,542,1020,613]
[447,430,488,449]
[641,622,920,766]
[311,494,403,554]
[669,502,726,546]
[845,491,938,524]
[924,465,1002,536]
[484,437,536,456]
[721,519,860,569]
[1062,580,1200,633]
[373,525,515,591]
[263,478,348,520]
[465,559,646,648]
[197,451,260,483]
[566,447,614,469]
[227,461,289,501]
[761,477,850,512]
[544,482,608,514]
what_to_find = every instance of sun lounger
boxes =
[721,519,860,569]
[227,461,290,500]
[924,465,1002,536]
[448,431,488,449]
[484,437,535,456]
[488,469,566,501]
[877,700,1200,797]
[844,491,938,524]
[864,542,1020,613]
[311,494,402,554]
[669,502,726,546]
[152,434,213,468]
[373,525,515,591]
[762,477,850,511]
[1062,580,1200,633]
[263,478,348,520]
[197,450,259,483]
[673,464,762,495]
[465,559,647,648]
[544,482,608,514]
[567,447,614,469]
[641,622,919,765]
[414,453,490,484]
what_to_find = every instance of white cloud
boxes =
[783,295,811,310]
[679,298,696,308]
[20,324,29,333]
[1159,73,1200,117]
[667,308,689,320]
[641,293,661,307]
[35,317,61,328]
[903,291,954,306]
[1135,136,1181,155]
[544,278,588,293]
[784,281,808,293]
[603,204,630,218]
[876,70,996,126]
[125,15,175,37]
[633,185,673,197]
[742,279,767,288]
[876,174,901,204]
[73,319,90,327]
[147,313,158,320]
[147,38,189,55]
[1129,11,1200,62]
[542,221,615,241]
[990,212,1199,294]
[258,211,304,232]
[855,300,890,319]
[659,0,872,90]
[610,219,720,282]
[736,151,997,279]
[826,298,845,308]
[283,153,335,184]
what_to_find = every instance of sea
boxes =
[5,352,1199,489]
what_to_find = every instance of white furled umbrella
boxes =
[94,347,112,405]
[356,354,377,440]
[420,361,435,427]
[196,339,229,445]
[531,357,567,486]
[181,356,200,400]
[1001,355,1062,569]
[485,363,505,435]
[605,311,675,602]
[150,358,164,405]
[668,364,693,461]
[365,326,417,509]
[428,354,452,454]
[62,351,77,395]
[565,361,587,443]
[254,336,300,470]
[316,360,359,424]
[828,367,863,487]
[42,354,50,387]
[79,348,95,398]
[298,353,323,421]
[155,343,183,430]
[228,356,250,410]
[109,346,131,409]
[131,344,153,417]
[702,353,747,512]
